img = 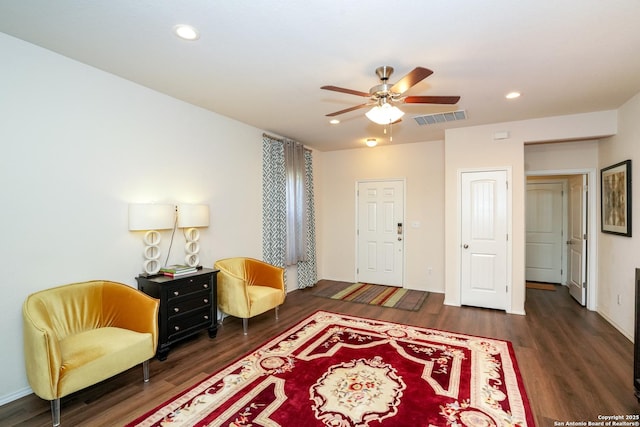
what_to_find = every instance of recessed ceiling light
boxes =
[506,91,521,99]
[329,119,340,125]
[174,24,200,41]
[366,138,377,147]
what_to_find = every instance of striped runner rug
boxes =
[313,282,428,311]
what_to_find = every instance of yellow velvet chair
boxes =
[214,257,286,335]
[22,280,159,426]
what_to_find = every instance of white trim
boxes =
[526,168,598,311]
[0,386,32,406]
[598,310,634,341]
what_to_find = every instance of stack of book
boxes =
[160,265,197,277]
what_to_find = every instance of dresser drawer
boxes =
[167,290,211,315]
[167,308,212,341]
[167,277,211,299]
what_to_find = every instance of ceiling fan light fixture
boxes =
[366,138,377,147]
[365,103,405,125]
[329,119,340,125]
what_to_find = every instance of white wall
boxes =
[525,140,599,171]
[444,111,617,315]
[0,34,265,402]
[597,92,640,340]
[318,140,445,292]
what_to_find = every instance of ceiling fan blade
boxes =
[403,95,460,104]
[321,85,370,97]
[390,67,433,94]
[325,103,371,117]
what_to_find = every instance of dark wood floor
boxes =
[2,281,638,426]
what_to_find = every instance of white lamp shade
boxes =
[128,203,175,231]
[177,204,210,228]
[365,103,405,125]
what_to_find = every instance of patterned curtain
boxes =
[262,135,286,269]
[284,139,307,265]
[297,148,317,288]
[262,134,317,289]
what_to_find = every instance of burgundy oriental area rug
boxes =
[127,311,534,427]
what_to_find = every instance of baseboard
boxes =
[0,386,32,406]
[597,310,633,342]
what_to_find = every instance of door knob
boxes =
[463,244,469,249]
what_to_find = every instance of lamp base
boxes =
[184,228,201,267]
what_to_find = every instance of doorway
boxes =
[526,170,596,309]
[526,180,566,284]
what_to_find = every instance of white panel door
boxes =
[525,182,564,283]
[357,180,404,286]
[460,170,508,310]
[568,175,587,305]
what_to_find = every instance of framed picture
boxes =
[601,159,632,236]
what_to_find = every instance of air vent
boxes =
[413,110,467,126]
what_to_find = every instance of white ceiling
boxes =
[2,0,640,151]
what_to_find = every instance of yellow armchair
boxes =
[23,280,159,426]
[214,257,286,335]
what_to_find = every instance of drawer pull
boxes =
[174,307,180,313]
[174,326,180,331]
[173,291,179,296]
[203,299,209,304]
[204,315,209,320]
[203,284,209,288]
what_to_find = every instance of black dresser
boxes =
[136,268,218,360]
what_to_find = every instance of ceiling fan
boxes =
[321,66,460,125]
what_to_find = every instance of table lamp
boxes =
[128,203,176,275]
[177,204,209,267]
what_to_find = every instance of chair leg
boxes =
[275,305,279,320]
[242,318,248,335]
[51,398,60,427]
[143,359,150,383]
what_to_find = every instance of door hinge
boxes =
[506,180,509,189]
[583,233,587,240]
[582,281,586,288]
[506,285,509,293]
[506,233,509,241]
